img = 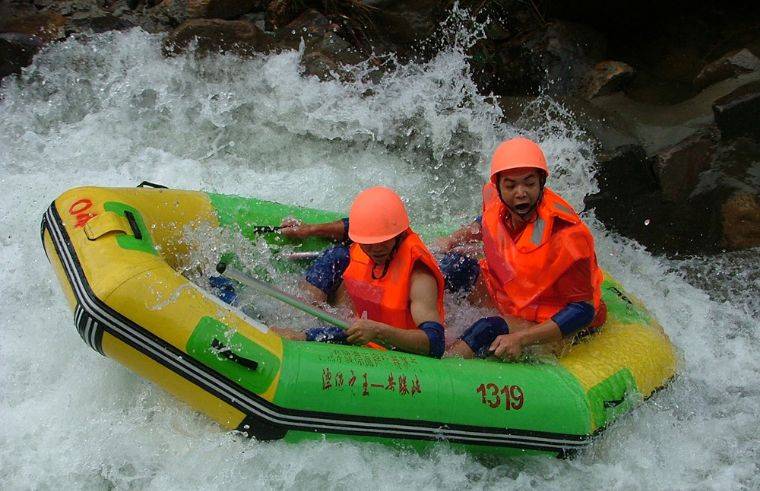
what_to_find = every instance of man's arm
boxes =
[280,217,348,241]
[489,300,595,359]
[345,267,443,356]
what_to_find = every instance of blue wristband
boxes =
[341,218,350,241]
[552,302,595,336]
[418,321,445,358]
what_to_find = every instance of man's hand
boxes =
[489,332,526,360]
[346,319,383,345]
[279,217,311,239]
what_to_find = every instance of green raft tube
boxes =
[41,185,677,457]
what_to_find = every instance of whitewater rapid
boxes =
[1,25,758,489]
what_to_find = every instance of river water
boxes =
[1,22,758,490]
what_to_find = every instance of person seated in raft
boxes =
[438,136,607,361]
[275,186,447,358]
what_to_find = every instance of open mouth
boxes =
[514,202,531,213]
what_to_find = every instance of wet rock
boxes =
[186,0,259,20]
[154,0,258,25]
[266,0,305,31]
[66,15,136,35]
[583,60,635,99]
[0,11,67,79]
[713,80,760,140]
[721,191,760,250]
[694,48,760,90]
[587,126,760,255]
[275,9,336,50]
[163,18,273,56]
[653,126,720,202]
[590,71,760,156]
[300,50,342,80]
[586,143,724,256]
[495,20,606,96]
[0,35,38,78]
[273,10,364,79]
[0,12,67,44]
[369,0,441,51]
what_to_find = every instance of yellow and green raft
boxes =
[41,185,677,457]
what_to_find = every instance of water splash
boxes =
[1,8,759,489]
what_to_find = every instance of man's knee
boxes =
[458,316,509,358]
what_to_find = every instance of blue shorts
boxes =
[438,252,480,293]
[304,244,351,296]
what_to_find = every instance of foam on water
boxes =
[1,15,759,489]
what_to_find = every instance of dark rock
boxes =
[653,126,720,202]
[0,12,67,44]
[0,12,67,79]
[300,50,341,80]
[713,80,760,140]
[266,0,305,31]
[153,0,258,25]
[585,142,724,256]
[586,126,760,255]
[369,0,441,50]
[66,15,136,35]
[163,18,274,56]
[583,60,635,99]
[495,20,606,96]
[694,48,760,90]
[722,191,760,250]
[187,0,259,20]
[0,35,37,78]
[590,72,760,157]
[275,9,336,51]
[273,10,364,79]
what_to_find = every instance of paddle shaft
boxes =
[218,263,349,329]
[217,264,388,350]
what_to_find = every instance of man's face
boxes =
[496,168,542,217]
[359,237,398,265]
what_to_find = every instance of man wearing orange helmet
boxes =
[442,136,607,360]
[278,186,447,358]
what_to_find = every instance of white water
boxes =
[1,20,759,489]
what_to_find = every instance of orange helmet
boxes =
[489,137,549,184]
[348,186,410,244]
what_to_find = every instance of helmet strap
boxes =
[371,232,405,280]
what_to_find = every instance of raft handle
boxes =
[124,211,143,240]
[210,338,259,371]
[136,181,168,189]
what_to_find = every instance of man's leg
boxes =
[273,245,351,342]
[438,252,480,294]
[303,244,350,303]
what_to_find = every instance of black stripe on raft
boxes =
[41,203,593,455]
[40,209,49,258]
[74,304,105,356]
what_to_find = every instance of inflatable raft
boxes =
[41,185,677,457]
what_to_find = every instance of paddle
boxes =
[216,262,386,350]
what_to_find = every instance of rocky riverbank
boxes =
[2,0,759,256]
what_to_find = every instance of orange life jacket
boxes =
[480,183,606,327]
[342,230,446,330]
